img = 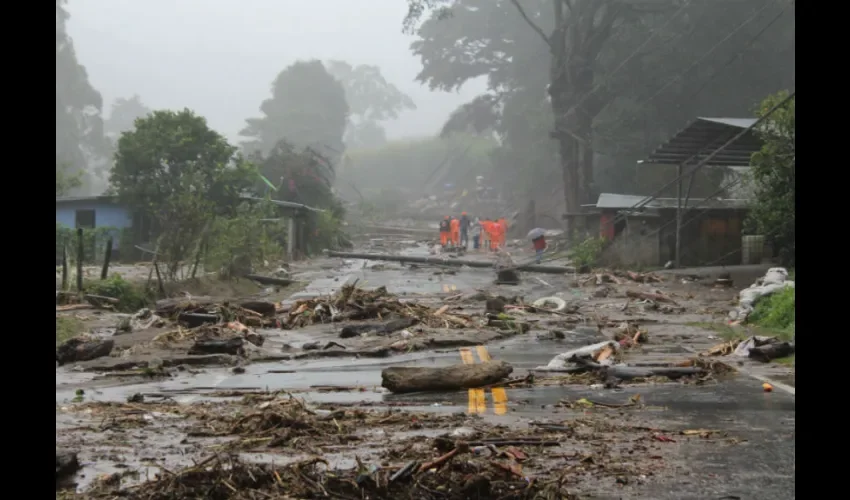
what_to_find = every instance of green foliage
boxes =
[84,275,153,312]
[110,109,257,278]
[326,61,416,149]
[404,0,795,207]
[240,60,349,164]
[746,91,795,266]
[56,163,82,197]
[307,207,350,254]
[569,237,606,269]
[748,286,795,333]
[204,201,285,278]
[56,316,85,345]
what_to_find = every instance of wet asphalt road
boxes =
[56,246,795,498]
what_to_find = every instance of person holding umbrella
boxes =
[528,228,547,263]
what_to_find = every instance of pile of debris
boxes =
[91,450,573,500]
[532,322,730,384]
[280,284,470,330]
[701,334,794,363]
[155,296,280,329]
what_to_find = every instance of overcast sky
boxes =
[66,0,486,144]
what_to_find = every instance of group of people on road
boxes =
[439,213,508,251]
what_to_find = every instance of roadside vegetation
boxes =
[56,316,85,345]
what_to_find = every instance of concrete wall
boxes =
[56,200,132,249]
[600,222,660,269]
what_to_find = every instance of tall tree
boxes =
[240,60,349,169]
[56,0,108,191]
[111,109,255,275]
[403,0,794,227]
[747,91,794,266]
[326,61,416,149]
[105,95,152,137]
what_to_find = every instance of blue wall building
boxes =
[56,195,132,249]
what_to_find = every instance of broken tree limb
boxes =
[56,450,80,483]
[326,251,574,274]
[245,274,294,287]
[572,356,704,380]
[748,342,795,362]
[238,300,277,317]
[56,338,114,366]
[382,360,513,394]
[188,337,245,356]
[178,312,220,328]
[339,317,419,339]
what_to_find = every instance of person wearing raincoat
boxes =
[528,228,547,263]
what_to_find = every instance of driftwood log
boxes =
[239,300,277,317]
[56,450,80,484]
[749,342,795,362]
[571,356,704,380]
[245,274,294,287]
[56,338,114,366]
[156,297,278,317]
[178,312,219,328]
[382,360,513,394]
[326,251,574,274]
[188,337,244,356]
[339,317,419,339]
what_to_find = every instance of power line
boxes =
[593,0,791,137]
[598,90,795,234]
[682,1,792,103]
[631,0,781,110]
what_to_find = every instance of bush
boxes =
[84,275,153,312]
[748,286,795,332]
[569,236,606,269]
[204,201,285,278]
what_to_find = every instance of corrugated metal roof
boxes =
[596,193,750,211]
[697,117,758,129]
[641,117,764,167]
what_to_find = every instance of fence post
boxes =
[101,237,113,280]
[76,228,84,292]
[61,241,68,290]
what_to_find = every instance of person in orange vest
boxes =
[449,216,460,247]
[480,218,492,251]
[497,217,508,248]
[439,216,450,247]
[490,218,503,251]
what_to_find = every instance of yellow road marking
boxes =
[475,346,508,415]
[459,348,481,414]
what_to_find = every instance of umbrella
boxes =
[527,228,545,240]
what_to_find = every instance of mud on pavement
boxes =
[57,389,743,499]
[57,246,793,498]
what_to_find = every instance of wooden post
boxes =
[61,241,68,290]
[100,237,113,280]
[675,163,683,268]
[76,228,84,292]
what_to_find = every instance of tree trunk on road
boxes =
[382,360,513,394]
